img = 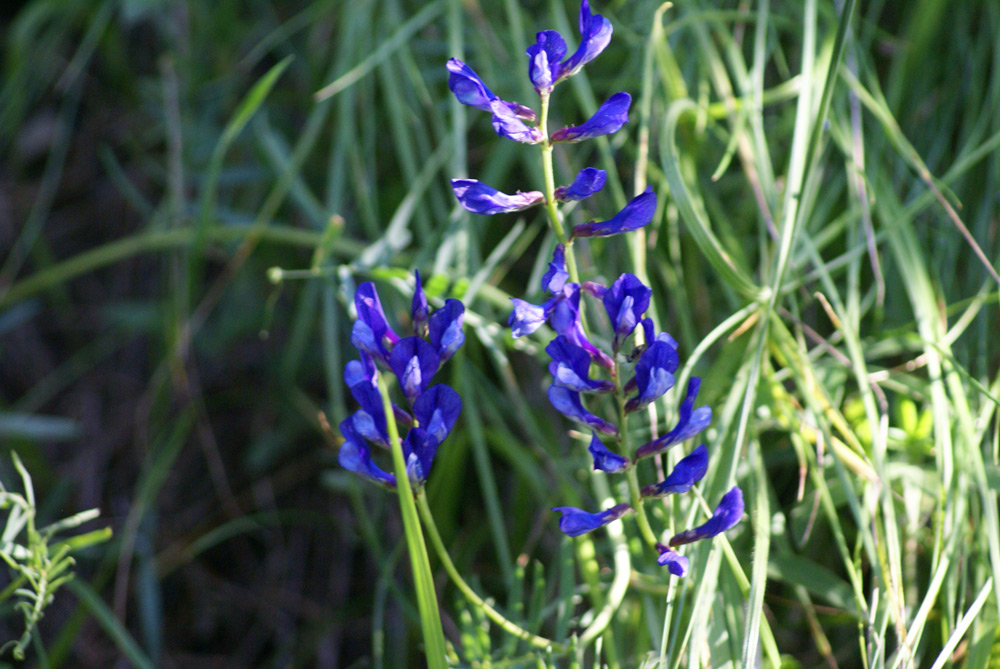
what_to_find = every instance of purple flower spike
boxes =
[413,385,462,447]
[603,273,652,351]
[625,340,679,412]
[552,502,631,537]
[551,92,631,143]
[446,58,536,121]
[669,486,744,547]
[339,420,395,488]
[491,99,544,144]
[542,245,569,294]
[428,299,465,363]
[412,270,429,336]
[547,385,618,435]
[555,167,607,202]
[389,337,441,403]
[635,378,712,460]
[655,543,689,577]
[572,186,657,238]
[509,297,554,338]
[558,0,614,81]
[527,30,567,94]
[452,179,545,215]
[351,283,400,364]
[641,445,709,497]
[546,336,614,394]
[551,284,614,369]
[587,432,629,473]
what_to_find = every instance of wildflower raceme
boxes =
[339,274,464,489]
[444,0,744,579]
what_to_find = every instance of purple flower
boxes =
[546,336,614,394]
[641,445,708,497]
[526,30,567,94]
[635,378,712,460]
[587,432,628,473]
[452,179,544,215]
[550,284,614,369]
[602,273,652,351]
[389,337,441,403]
[555,167,607,202]
[572,186,656,238]
[349,382,389,447]
[551,92,631,143]
[669,486,744,547]
[558,0,613,80]
[351,282,400,364]
[412,270,429,336]
[552,502,631,537]
[541,244,569,294]
[547,385,617,435]
[655,544,689,577]
[338,420,395,488]
[401,427,436,483]
[446,58,495,111]
[343,352,377,390]
[428,299,465,363]
[625,340,679,412]
[412,385,462,447]
[446,58,536,121]
[508,297,554,338]
[491,99,544,144]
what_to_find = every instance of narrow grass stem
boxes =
[415,492,563,652]
[376,376,447,668]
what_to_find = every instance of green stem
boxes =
[614,361,658,547]
[416,492,563,652]
[377,376,448,667]
[539,92,581,285]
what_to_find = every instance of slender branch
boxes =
[538,92,581,285]
[614,361,658,546]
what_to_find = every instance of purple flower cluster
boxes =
[445,1,655,240]
[515,247,743,576]
[339,274,465,488]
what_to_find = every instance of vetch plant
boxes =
[338,0,746,662]
[448,0,743,576]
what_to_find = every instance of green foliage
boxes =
[0,453,111,661]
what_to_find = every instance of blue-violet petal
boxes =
[551,92,630,143]
[452,179,544,215]
[588,432,629,473]
[572,186,656,238]
[554,167,607,202]
[552,502,630,537]
[669,486,744,546]
[641,444,708,497]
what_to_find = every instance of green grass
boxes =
[1,0,998,665]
